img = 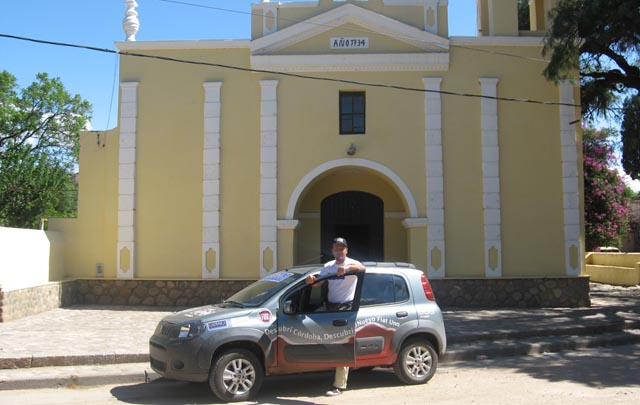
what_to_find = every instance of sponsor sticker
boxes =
[259,310,272,323]
[263,272,294,283]
[207,320,228,330]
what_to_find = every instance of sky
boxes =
[0,0,477,131]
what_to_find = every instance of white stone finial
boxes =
[123,0,140,42]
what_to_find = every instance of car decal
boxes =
[207,320,228,330]
[263,271,294,282]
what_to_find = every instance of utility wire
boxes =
[0,33,580,108]
[157,0,550,63]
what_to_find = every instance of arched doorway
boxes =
[320,191,384,263]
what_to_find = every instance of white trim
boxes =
[251,3,449,55]
[115,40,250,51]
[262,4,279,36]
[423,77,445,279]
[450,36,545,47]
[260,80,280,278]
[402,218,429,228]
[559,81,582,276]
[117,82,139,279]
[479,78,502,278]
[202,82,223,279]
[251,53,449,72]
[277,220,301,230]
[285,158,419,219]
[423,0,439,34]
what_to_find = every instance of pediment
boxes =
[251,3,449,56]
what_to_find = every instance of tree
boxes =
[0,71,91,162]
[0,71,90,228]
[0,146,76,228]
[621,94,640,178]
[583,127,631,250]
[542,0,640,117]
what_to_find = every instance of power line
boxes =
[157,0,550,63]
[0,33,580,108]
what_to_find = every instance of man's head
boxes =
[332,237,348,262]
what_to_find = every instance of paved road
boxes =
[1,344,639,405]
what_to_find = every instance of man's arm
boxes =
[336,262,365,276]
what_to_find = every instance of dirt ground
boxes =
[2,344,639,405]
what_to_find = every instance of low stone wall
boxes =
[75,279,255,307]
[1,276,592,322]
[430,277,591,308]
[0,281,76,322]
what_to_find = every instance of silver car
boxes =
[149,263,447,402]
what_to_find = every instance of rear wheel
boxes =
[209,349,264,402]
[393,339,438,384]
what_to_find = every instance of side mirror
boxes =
[283,300,294,315]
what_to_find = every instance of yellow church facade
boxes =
[49,0,587,306]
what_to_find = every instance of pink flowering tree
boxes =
[583,127,632,251]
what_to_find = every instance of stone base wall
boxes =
[1,276,592,322]
[430,276,591,308]
[0,281,76,322]
[75,279,255,307]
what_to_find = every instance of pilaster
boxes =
[479,78,502,278]
[202,82,223,279]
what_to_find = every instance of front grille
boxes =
[160,322,181,338]
[150,340,166,351]
[150,356,166,372]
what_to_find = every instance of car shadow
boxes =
[110,368,403,405]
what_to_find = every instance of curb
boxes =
[0,354,148,370]
[0,363,159,391]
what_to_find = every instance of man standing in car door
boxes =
[305,237,366,396]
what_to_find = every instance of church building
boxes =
[49,0,588,307]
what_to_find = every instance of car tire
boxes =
[209,349,264,402]
[393,339,438,385]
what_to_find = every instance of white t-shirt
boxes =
[320,257,363,304]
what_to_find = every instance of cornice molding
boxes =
[251,53,449,72]
[115,40,250,51]
[251,3,449,55]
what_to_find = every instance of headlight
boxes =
[176,321,206,339]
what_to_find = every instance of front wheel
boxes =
[209,349,264,402]
[393,339,438,385]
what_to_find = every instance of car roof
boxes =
[282,262,419,276]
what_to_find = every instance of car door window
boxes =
[360,273,410,306]
[283,275,360,313]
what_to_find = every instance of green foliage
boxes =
[542,0,640,117]
[621,94,640,179]
[0,71,90,228]
[583,127,631,250]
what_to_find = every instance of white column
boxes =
[202,82,223,279]
[260,80,279,277]
[479,78,502,278]
[559,81,582,276]
[117,82,139,279]
[423,77,445,278]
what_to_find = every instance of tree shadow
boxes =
[447,344,640,388]
[110,368,404,405]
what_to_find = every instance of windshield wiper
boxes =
[222,300,245,308]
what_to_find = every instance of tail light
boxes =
[421,274,436,301]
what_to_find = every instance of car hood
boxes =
[162,305,254,324]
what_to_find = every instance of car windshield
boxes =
[224,271,305,307]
